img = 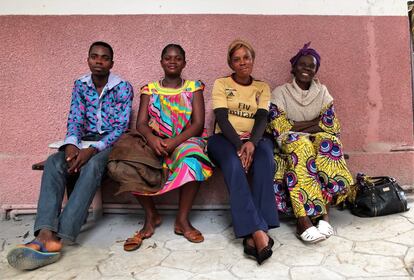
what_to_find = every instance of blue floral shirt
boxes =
[63,73,133,151]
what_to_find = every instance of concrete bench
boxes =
[31,142,350,215]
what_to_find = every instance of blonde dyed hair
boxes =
[227,39,256,69]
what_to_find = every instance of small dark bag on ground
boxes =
[351,173,409,217]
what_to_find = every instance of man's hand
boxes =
[67,147,97,173]
[65,144,80,172]
[147,135,168,157]
[237,141,255,172]
[65,144,79,161]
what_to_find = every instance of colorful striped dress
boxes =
[132,80,213,196]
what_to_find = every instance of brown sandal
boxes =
[123,232,144,252]
[174,226,204,243]
[124,218,163,251]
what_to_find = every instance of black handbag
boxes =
[351,173,409,217]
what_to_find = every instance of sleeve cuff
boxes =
[90,141,106,152]
[61,136,81,150]
[249,138,259,147]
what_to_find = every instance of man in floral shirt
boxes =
[7,41,133,270]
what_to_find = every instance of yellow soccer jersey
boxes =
[212,76,270,135]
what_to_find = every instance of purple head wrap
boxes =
[289,42,321,72]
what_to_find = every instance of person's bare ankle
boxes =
[297,216,314,235]
[146,211,161,226]
[151,214,161,226]
[175,217,193,232]
[37,229,54,240]
[252,230,268,251]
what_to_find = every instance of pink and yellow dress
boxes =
[132,80,213,196]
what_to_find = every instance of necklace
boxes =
[161,78,184,89]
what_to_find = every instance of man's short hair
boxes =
[89,41,114,60]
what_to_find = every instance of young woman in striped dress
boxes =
[123,44,213,251]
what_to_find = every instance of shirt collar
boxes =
[79,72,122,90]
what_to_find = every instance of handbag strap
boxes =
[357,174,395,188]
[367,176,396,182]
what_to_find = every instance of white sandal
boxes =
[317,220,334,238]
[297,226,326,244]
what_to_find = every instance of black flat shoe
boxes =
[256,235,274,265]
[244,235,275,265]
[256,245,273,265]
[256,235,275,265]
[268,236,274,249]
[243,237,257,259]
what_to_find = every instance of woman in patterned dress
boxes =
[124,44,213,251]
[267,43,353,243]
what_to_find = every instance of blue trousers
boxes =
[207,134,279,237]
[34,148,110,241]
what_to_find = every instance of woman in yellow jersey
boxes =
[267,42,353,243]
[207,40,279,265]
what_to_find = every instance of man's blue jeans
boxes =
[34,148,111,241]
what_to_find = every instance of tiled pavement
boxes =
[1,202,414,280]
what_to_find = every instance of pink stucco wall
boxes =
[0,15,413,205]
